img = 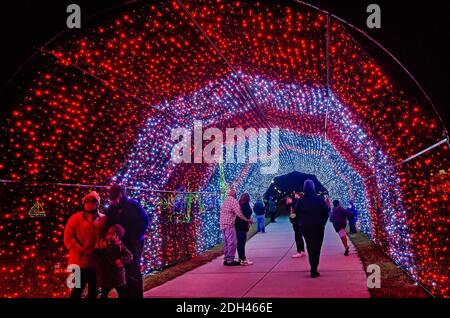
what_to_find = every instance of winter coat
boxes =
[105,196,149,249]
[95,240,133,289]
[253,200,266,216]
[330,206,354,232]
[236,202,253,232]
[64,211,107,268]
[348,205,358,222]
[294,194,329,229]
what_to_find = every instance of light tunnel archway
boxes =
[0,0,448,298]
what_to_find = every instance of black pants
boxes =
[349,221,357,233]
[292,222,305,253]
[236,229,247,261]
[125,240,144,298]
[100,286,128,298]
[270,212,276,222]
[301,225,325,274]
[69,267,97,299]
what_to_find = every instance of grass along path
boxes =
[348,231,431,298]
[144,217,271,292]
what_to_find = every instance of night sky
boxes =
[0,0,449,128]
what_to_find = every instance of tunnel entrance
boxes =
[263,171,328,216]
[265,171,328,200]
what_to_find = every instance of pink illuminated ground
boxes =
[144,217,370,298]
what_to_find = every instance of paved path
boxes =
[144,217,370,298]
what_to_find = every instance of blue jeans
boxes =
[256,215,265,233]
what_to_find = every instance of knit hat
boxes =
[82,191,101,205]
[110,224,125,239]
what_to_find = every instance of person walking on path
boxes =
[105,185,149,298]
[324,193,331,217]
[330,199,354,256]
[294,180,329,278]
[288,192,306,258]
[236,193,254,266]
[253,197,266,233]
[268,196,277,223]
[348,200,358,234]
[220,189,253,266]
[64,191,107,298]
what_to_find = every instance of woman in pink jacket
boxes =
[64,191,107,298]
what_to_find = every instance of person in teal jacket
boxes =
[268,196,277,223]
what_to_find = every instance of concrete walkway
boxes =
[144,217,370,298]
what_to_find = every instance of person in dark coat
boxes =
[236,193,254,266]
[105,185,149,298]
[253,198,266,233]
[323,193,332,218]
[347,200,358,234]
[268,196,277,223]
[95,224,133,298]
[294,180,329,278]
[288,192,306,258]
[330,200,354,256]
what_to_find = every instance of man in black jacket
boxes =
[294,180,329,278]
[106,185,150,298]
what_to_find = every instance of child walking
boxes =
[330,200,354,256]
[95,224,133,298]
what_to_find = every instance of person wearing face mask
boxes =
[64,191,107,298]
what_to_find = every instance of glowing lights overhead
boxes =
[0,0,448,297]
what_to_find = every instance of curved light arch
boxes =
[0,0,447,297]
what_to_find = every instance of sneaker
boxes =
[344,247,349,256]
[225,261,241,266]
[310,271,320,278]
[240,259,254,266]
[292,252,306,258]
